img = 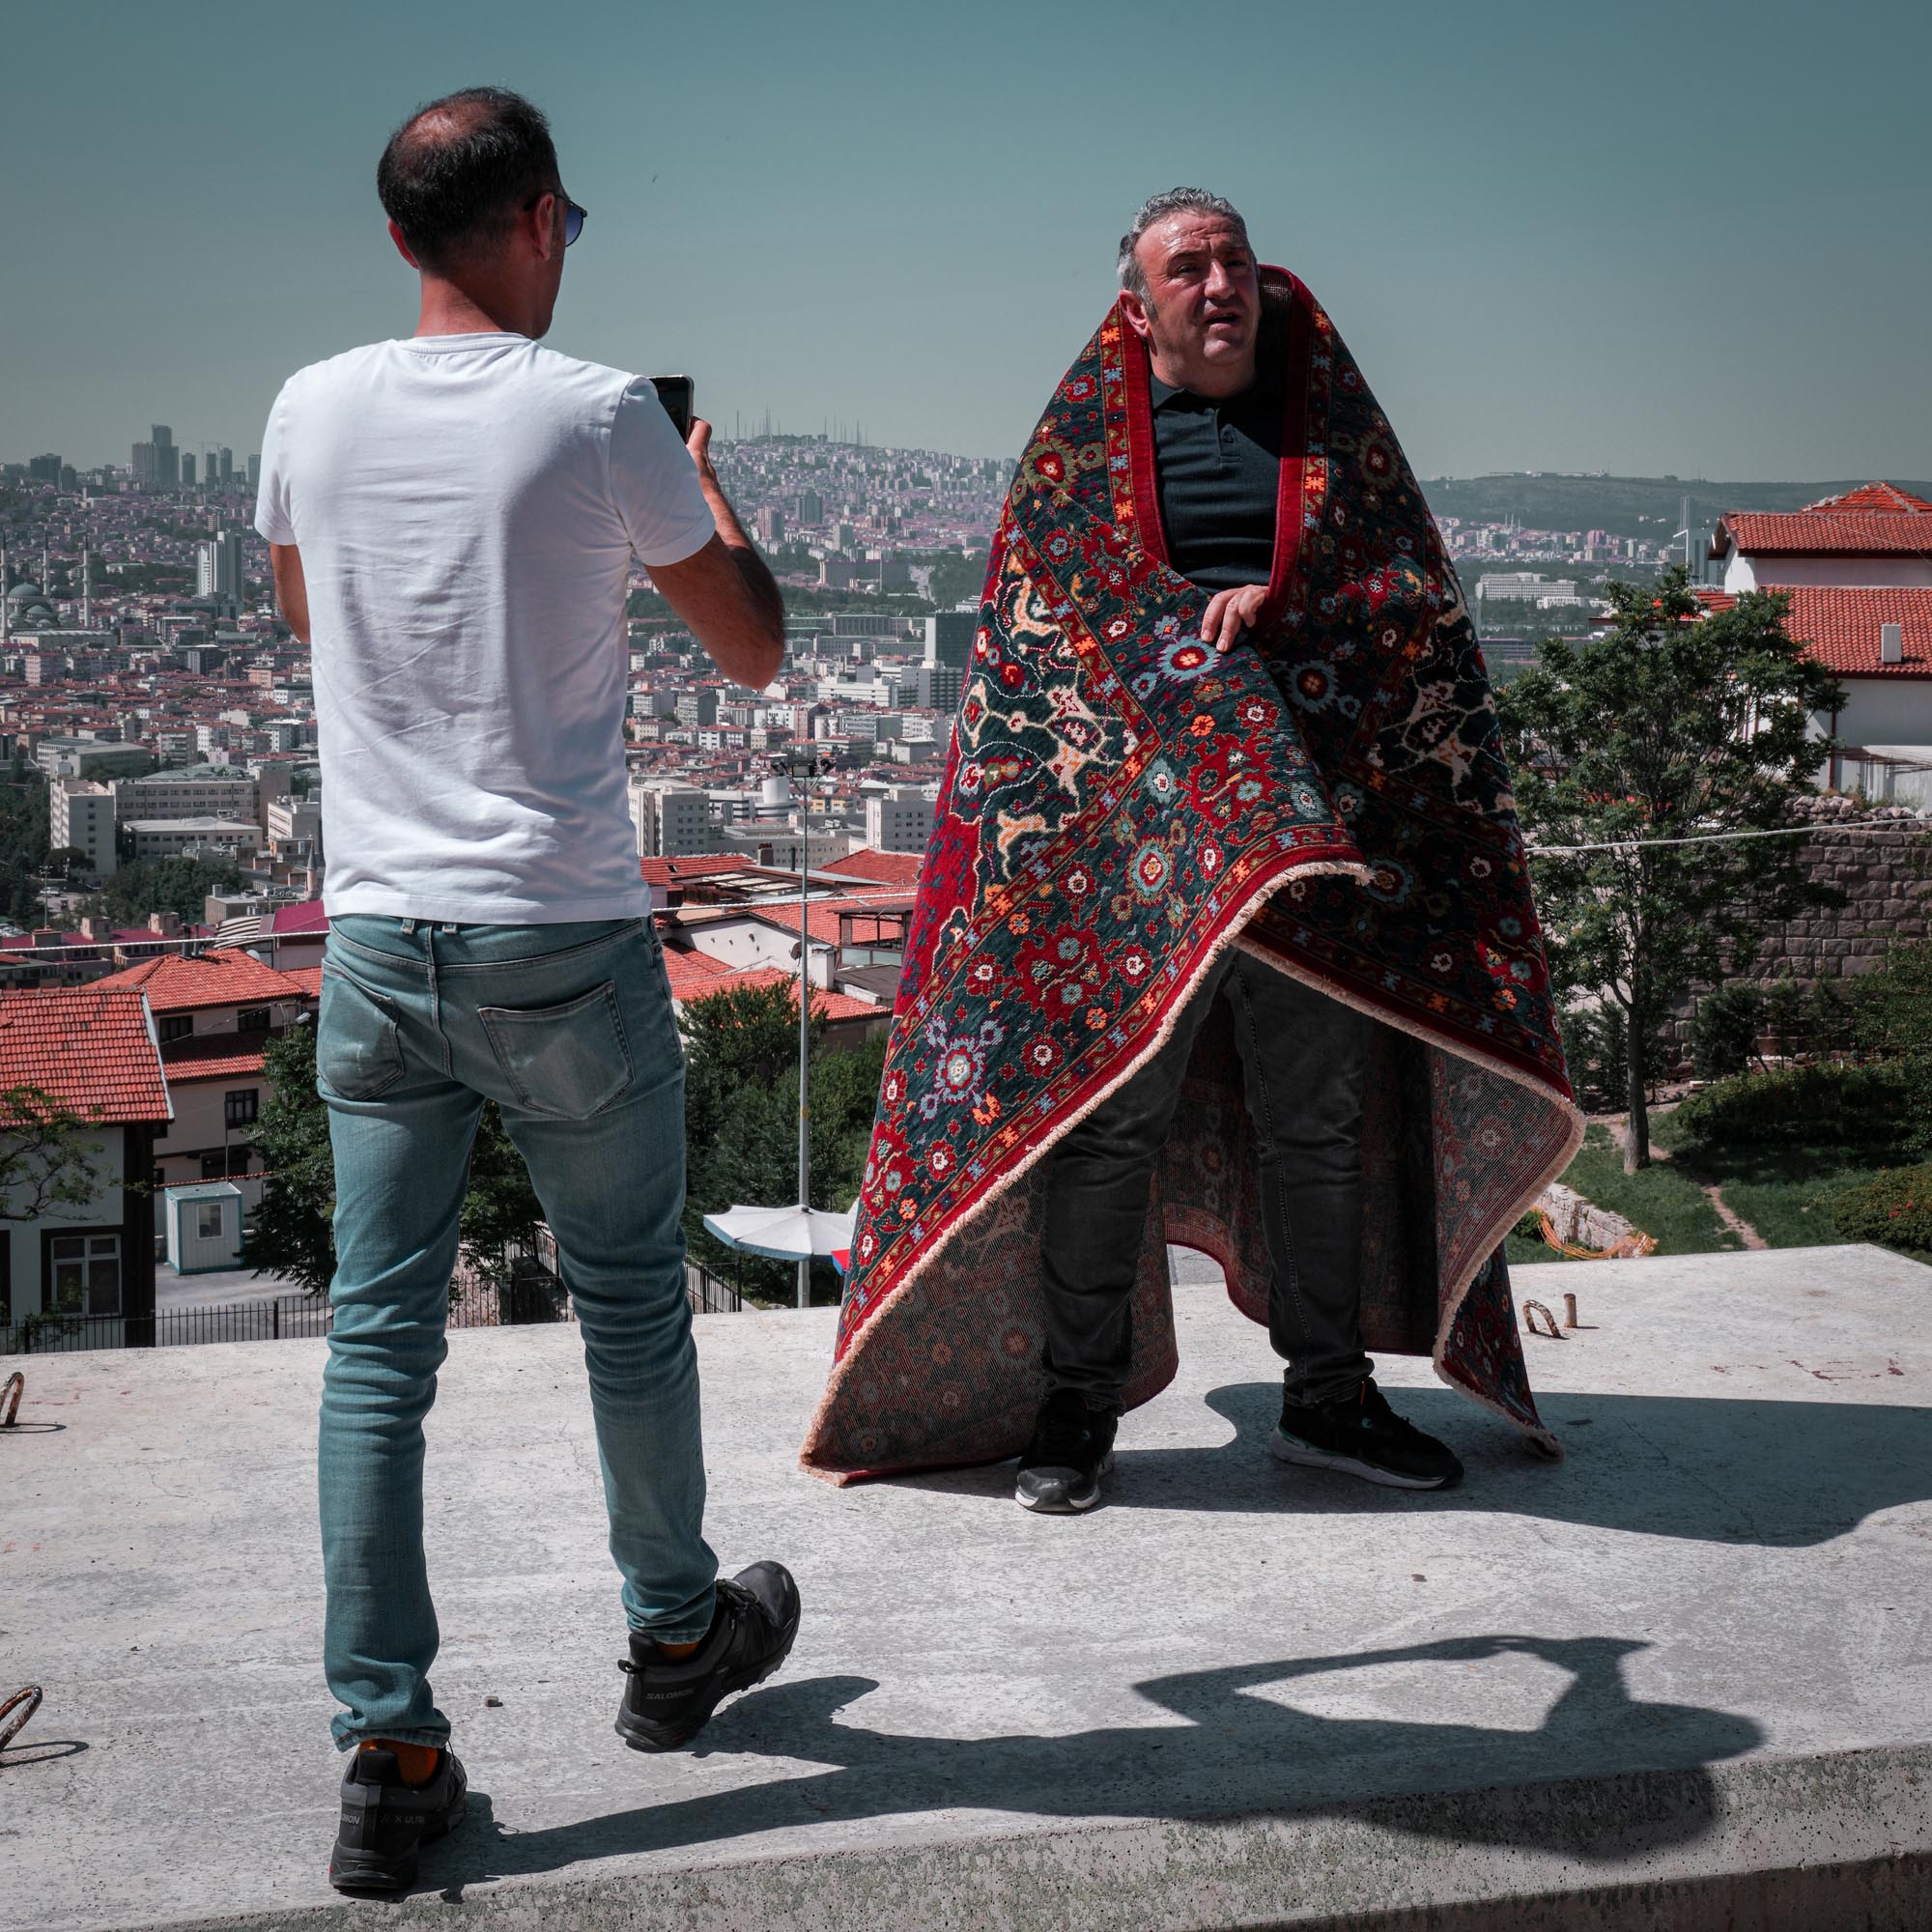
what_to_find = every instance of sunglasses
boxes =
[525,189,587,247]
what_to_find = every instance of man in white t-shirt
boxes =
[256,87,800,1894]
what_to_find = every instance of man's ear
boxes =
[525,192,560,264]
[1119,290,1152,343]
[387,219,421,270]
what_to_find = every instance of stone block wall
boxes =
[1750,795,1932,985]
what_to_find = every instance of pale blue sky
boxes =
[7,0,1928,479]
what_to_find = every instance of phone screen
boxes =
[651,375,694,441]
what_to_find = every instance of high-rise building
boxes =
[246,452,261,491]
[923,611,976,670]
[51,780,119,879]
[182,452,197,488]
[218,447,235,486]
[27,454,62,483]
[196,530,243,604]
[628,783,712,857]
[150,425,179,489]
[864,787,935,854]
[754,505,786,548]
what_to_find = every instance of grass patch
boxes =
[1561,1124,1742,1256]
[1650,1105,1923,1255]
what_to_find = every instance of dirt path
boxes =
[1613,1115,1771,1252]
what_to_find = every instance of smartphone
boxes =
[651,374,694,441]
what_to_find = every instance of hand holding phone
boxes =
[651,374,694,441]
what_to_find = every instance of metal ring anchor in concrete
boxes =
[0,1686,43,1753]
[1,1372,21,1429]
[1521,1300,1565,1340]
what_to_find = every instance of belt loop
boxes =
[400,918,418,936]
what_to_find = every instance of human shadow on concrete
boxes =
[893,1384,1932,1547]
[432,1633,1761,1894]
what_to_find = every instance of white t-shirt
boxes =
[254,332,713,922]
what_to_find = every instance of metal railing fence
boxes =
[4,1259,741,1354]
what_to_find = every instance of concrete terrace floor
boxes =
[5,1245,1932,1931]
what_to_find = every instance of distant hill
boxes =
[1418,475,1932,542]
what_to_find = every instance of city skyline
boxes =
[5,0,1930,479]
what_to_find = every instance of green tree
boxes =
[1498,568,1846,1169]
[76,856,245,928]
[0,1087,107,1326]
[680,981,886,1304]
[247,1026,337,1293]
[249,1024,548,1298]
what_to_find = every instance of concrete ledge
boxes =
[141,1745,1932,1931]
[7,1243,1932,1930]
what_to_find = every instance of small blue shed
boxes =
[164,1181,245,1274]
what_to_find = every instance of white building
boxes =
[628,783,713,858]
[51,779,118,878]
[123,818,265,862]
[196,530,243,603]
[111,765,258,826]
[864,787,935,854]
[1706,486,1932,789]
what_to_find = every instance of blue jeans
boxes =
[316,915,716,1750]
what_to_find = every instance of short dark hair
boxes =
[377,87,560,271]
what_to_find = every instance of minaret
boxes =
[81,548,92,629]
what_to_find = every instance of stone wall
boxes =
[1751,794,1932,984]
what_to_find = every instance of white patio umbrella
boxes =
[701,1203,856,1263]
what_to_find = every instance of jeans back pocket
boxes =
[318,969,407,1101]
[479,981,634,1120]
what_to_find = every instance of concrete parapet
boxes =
[7,1244,1932,1930]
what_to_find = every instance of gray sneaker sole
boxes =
[1014,1450,1116,1514]
[1269,1425,1459,1491]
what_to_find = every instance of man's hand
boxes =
[1199,583,1269,653]
[648,418,785,690]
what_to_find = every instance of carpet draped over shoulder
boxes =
[801,271,1584,1482]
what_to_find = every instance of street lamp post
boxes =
[773,749,824,1309]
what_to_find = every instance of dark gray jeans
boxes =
[1040,952,1374,1407]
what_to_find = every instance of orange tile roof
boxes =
[1782,586,1932,678]
[93,947,313,1015]
[0,986,171,1123]
[1716,513,1932,557]
[1801,482,1932,515]
[818,846,925,888]
[672,966,881,1024]
[282,965,323,1000]
[159,1035,270,1082]
[659,948,733,994]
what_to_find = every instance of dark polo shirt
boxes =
[1148,360,1284,593]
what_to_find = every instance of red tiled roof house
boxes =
[1708,483,1932,793]
[0,985,172,1342]
[93,948,317,1201]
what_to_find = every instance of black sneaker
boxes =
[1014,1387,1120,1514]
[327,1745,468,1894]
[1270,1378,1463,1491]
[615,1560,801,1752]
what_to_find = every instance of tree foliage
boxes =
[680,980,885,1304]
[0,759,52,925]
[1497,569,1847,1167]
[0,1087,105,1220]
[76,856,245,928]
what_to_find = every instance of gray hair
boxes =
[1117,188,1249,299]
